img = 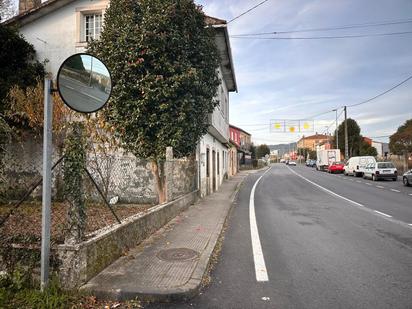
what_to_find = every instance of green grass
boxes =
[0,270,78,309]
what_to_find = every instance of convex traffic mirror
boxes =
[57,53,112,113]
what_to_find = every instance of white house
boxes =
[6,0,237,198]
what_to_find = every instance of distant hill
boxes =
[268,143,297,156]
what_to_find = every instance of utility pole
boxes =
[333,109,338,149]
[41,78,53,290]
[344,106,349,160]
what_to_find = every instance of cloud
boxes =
[197,0,412,145]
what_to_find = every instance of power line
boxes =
[345,74,412,108]
[235,74,411,129]
[230,30,412,40]
[228,0,270,24]
[320,109,344,135]
[368,135,391,138]
[231,18,412,36]
[309,73,412,120]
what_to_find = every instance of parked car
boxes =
[288,161,297,166]
[306,159,316,167]
[280,159,286,163]
[403,169,412,186]
[285,160,290,165]
[344,156,376,177]
[362,162,398,181]
[328,161,345,174]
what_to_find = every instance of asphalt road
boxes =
[147,164,412,309]
[59,75,109,111]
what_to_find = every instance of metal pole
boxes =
[344,106,349,160]
[41,78,53,291]
[89,56,93,87]
[334,109,338,149]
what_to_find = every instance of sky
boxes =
[196,0,412,145]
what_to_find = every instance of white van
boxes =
[344,156,376,177]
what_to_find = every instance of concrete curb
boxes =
[84,172,253,302]
[153,172,250,302]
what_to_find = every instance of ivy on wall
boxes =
[63,123,87,244]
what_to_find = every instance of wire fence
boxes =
[0,130,196,275]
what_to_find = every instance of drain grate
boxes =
[156,248,199,262]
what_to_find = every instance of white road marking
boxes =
[408,194,412,196]
[63,84,75,90]
[286,166,412,230]
[409,224,412,227]
[287,167,365,208]
[365,183,372,186]
[390,189,401,193]
[80,91,101,101]
[374,210,392,218]
[356,180,362,183]
[376,185,385,189]
[249,167,271,282]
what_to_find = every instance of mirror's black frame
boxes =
[56,52,112,114]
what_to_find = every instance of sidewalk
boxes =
[82,170,257,302]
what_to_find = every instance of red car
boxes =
[328,161,345,174]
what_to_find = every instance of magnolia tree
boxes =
[89,0,221,203]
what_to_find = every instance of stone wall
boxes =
[170,159,197,200]
[86,155,158,204]
[0,134,61,201]
[58,190,198,288]
[1,136,198,205]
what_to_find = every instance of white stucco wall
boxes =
[372,141,383,156]
[208,68,229,143]
[198,133,228,197]
[19,0,108,78]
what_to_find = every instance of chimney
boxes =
[19,0,41,14]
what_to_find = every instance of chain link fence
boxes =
[0,127,197,278]
[1,130,184,277]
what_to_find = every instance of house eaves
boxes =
[3,1,237,93]
[211,23,238,93]
[3,0,76,26]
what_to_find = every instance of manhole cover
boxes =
[157,248,199,262]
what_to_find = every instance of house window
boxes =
[84,13,102,42]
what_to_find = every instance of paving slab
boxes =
[81,170,259,302]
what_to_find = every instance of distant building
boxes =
[371,141,389,158]
[363,137,372,146]
[297,134,330,151]
[229,124,252,166]
[269,149,278,162]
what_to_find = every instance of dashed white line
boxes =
[374,210,392,218]
[356,180,362,183]
[286,166,412,230]
[376,185,385,189]
[365,183,372,186]
[390,189,401,193]
[409,194,412,196]
[287,167,365,208]
[249,167,271,282]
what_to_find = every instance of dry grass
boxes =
[0,201,154,246]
